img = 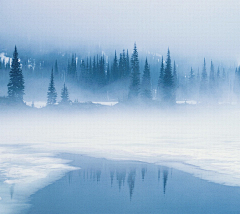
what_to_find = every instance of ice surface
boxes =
[0,106,240,213]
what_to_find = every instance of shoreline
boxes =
[27,153,240,214]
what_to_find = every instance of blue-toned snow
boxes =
[0,106,240,213]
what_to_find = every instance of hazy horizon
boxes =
[1,0,240,63]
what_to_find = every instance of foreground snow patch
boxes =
[0,147,77,214]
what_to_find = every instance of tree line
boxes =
[2,44,240,106]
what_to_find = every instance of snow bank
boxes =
[0,147,77,214]
[0,106,240,213]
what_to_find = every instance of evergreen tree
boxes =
[216,66,222,101]
[111,51,118,81]
[125,49,130,77]
[163,49,174,104]
[200,58,208,100]
[60,83,69,104]
[197,68,200,82]
[67,54,77,79]
[98,55,106,87]
[92,56,97,88]
[128,43,140,100]
[209,60,216,102]
[119,53,124,79]
[173,61,177,101]
[209,61,215,90]
[216,66,220,87]
[54,60,58,76]
[188,67,195,99]
[234,66,240,102]
[79,59,87,86]
[85,57,91,87]
[7,46,25,103]
[106,63,110,84]
[47,68,57,105]
[173,61,177,86]
[189,67,195,82]
[122,49,127,77]
[141,58,152,100]
[157,56,164,101]
[88,57,93,87]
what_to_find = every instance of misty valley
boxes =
[0,44,240,214]
[1,0,240,213]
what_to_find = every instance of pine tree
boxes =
[209,60,216,102]
[189,67,195,82]
[67,54,77,80]
[125,49,130,77]
[128,43,140,100]
[216,67,220,86]
[72,54,77,78]
[173,61,177,101]
[54,60,58,76]
[111,51,118,82]
[141,58,152,100]
[200,58,208,100]
[119,53,124,79]
[157,56,164,101]
[163,49,174,104]
[7,46,25,103]
[60,83,69,104]
[234,66,240,102]
[106,63,110,84]
[88,57,93,88]
[79,59,87,86]
[92,56,97,88]
[47,68,57,105]
[209,60,215,90]
[85,57,91,87]
[98,55,106,87]
[188,67,195,100]
[216,66,221,101]
[122,49,127,78]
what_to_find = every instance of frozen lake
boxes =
[0,105,240,213]
[27,154,240,214]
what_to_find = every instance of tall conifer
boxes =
[47,69,57,105]
[157,56,164,101]
[128,43,140,100]
[141,58,152,100]
[7,46,25,103]
[163,49,174,104]
[111,51,118,81]
[60,83,69,104]
[200,58,208,100]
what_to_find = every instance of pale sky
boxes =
[1,0,240,61]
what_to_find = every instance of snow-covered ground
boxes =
[25,101,118,108]
[0,105,240,213]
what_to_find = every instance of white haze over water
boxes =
[0,106,240,213]
[1,0,240,61]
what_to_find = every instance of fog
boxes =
[1,0,240,61]
[1,1,240,213]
